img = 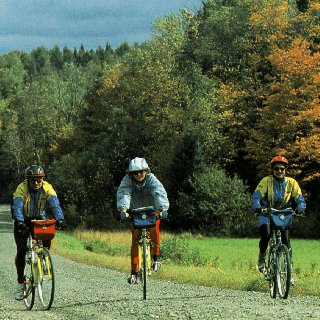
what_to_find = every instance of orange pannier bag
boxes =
[32,219,56,241]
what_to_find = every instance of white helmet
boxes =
[128,157,149,172]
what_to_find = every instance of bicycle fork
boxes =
[138,231,152,276]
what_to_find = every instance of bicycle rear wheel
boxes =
[276,244,291,299]
[23,250,35,310]
[37,248,55,310]
[267,251,277,299]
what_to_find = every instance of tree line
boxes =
[0,0,318,238]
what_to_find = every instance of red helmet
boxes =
[270,156,289,166]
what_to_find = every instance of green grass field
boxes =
[52,230,320,296]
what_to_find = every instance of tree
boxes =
[245,38,320,192]
[62,46,74,64]
[31,46,51,75]
[0,52,27,98]
[296,0,310,12]
[50,45,64,70]
[175,166,252,235]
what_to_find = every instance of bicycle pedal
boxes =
[153,261,161,272]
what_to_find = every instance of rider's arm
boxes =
[43,181,65,220]
[148,174,169,212]
[116,175,132,212]
[12,197,24,221]
[251,176,270,211]
[12,182,27,221]
[287,177,306,211]
[47,195,64,220]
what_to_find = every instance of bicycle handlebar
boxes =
[258,207,305,218]
[260,208,294,215]
[119,206,168,221]
[130,206,155,214]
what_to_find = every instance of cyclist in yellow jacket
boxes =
[12,165,66,300]
[251,156,306,273]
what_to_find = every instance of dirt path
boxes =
[1,204,319,319]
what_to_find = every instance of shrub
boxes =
[175,166,254,236]
[161,236,210,267]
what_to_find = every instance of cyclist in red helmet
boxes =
[251,156,306,276]
[11,165,66,300]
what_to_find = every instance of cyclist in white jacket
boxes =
[117,157,169,284]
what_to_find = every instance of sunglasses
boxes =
[29,178,43,184]
[132,170,145,175]
[274,167,286,172]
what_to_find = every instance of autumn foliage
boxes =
[0,0,319,235]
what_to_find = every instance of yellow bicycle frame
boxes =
[138,237,152,275]
[35,247,53,283]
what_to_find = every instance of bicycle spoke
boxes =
[23,243,35,310]
[142,236,147,300]
[267,251,277,299]
[37,248,55,310]
[276,245,291,299]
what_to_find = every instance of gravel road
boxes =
[1,205,320,319]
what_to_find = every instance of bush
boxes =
[175,166,254,236]
[161,235,210,267]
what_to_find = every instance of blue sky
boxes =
[0,0,203,54]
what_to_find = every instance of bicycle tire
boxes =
[276,244,291,299]
[267,250,277,299]
[37,248,55,310]
[147,240,152,276]
[142,236,147,300]
[23,248,35,310]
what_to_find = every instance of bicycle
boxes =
[260,208,296,299]
[130,206,159,300]
[23,219,56,310]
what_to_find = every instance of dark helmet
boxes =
[25,165,45,178]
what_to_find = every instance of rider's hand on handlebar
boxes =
[120,211,129,220]
[16,220,27,232]
[295,208,306,216]
[159,211,168,219]
[56,219,67,230]
[253,208,262,217]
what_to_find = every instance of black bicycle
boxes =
[261,208,295,299]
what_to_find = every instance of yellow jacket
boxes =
[12,180,64,221]
[252,175,306,210]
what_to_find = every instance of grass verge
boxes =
[52,230,320,296]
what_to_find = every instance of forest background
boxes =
[0,0,318,238]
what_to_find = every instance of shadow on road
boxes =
[51,293,214,310]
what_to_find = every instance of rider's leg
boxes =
[128,223,141,283]
[258,221,270,272]
[281,230,291,250]
[13,222,29,299]
[149,219,161,271]
[13,222,29,283]
[129,223,141,274]
[282,230,294,284]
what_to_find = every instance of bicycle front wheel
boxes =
[142,237,147,300]
[37,248,55,310]
[276,244,291,299]
[23,251,35,310]
[267,250,277,299]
